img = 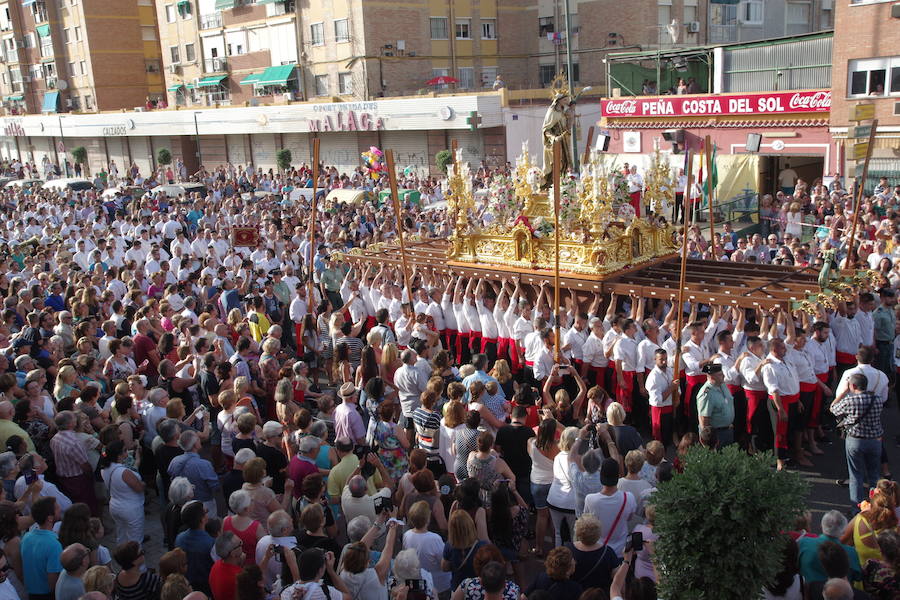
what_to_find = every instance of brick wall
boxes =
[831,1,900,127]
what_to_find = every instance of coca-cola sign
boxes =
[601,90,831,118]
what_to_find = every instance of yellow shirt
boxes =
[248,311,271,342]
[326,453,383,500]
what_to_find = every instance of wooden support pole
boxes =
[386,149,414,317]
[553,140,562,363]
[672,146,695,407]
[846,119,878,269]
[306,138,320,304]
[705,135,716,260]
[582,126,594,166]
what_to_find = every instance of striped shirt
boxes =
[412,407,442,455]
[336,335,364,370]
[50,430,89,477]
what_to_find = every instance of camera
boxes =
[405,579,427,600]
[353,445,372,460]
[624,531,643,553]
[373,495,394,515]
[271,544,282,562]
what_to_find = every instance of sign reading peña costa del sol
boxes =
[601,90,831,118]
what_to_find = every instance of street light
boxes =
[193,111,202,168]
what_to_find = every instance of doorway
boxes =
[758,154,825,197]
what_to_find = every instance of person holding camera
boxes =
[341,474,393,525]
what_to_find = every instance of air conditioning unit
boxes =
[822,0,833,9]
[168,64,180,74]
[894,101,900,116]
[687,21,700,33]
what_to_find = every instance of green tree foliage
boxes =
[435,149,452,174]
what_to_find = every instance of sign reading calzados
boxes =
[601,90,831,118]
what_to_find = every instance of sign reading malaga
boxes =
[601,90,831,118]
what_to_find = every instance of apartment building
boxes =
[830,0,900,188]
[0,0,163,115]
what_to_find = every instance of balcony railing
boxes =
[199,13,222,30]
[5,50,17,63]
[708,24,737,43]
[204,57,227,72]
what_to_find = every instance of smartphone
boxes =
[373,495,394,514]
[625,531,644,553]
[405,579,427,600]
[23,469,37,485]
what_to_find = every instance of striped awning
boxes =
[167,84,185,92]
[239,73,261,86]
[197,75,226,88]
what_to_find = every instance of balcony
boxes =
[199,13,222,30]
[204,57,228,73]
[5,50,18,64]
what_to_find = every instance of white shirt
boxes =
[13,474,72,515]
[786,347,816,385]
[613,336,639,372]
[739,352,767,391]
[426,301,445,332]
[681,339,708,376]
[711,349,740,387]
[762,355,800,397]
[403,529,452,592]
[830,313,862,357]
[582,332,609,367]
[394,363,427,417]
[857,309,875,348]
[565,326,588,362]
[646,366,673,407]
[835,364,889,403]
[583,490,637,557]
[476,300,499,339]
[533,346,555,381]
[636,338,660,372]
[512,316,532,347]
[804,336,832,374]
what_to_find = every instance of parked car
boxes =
[40,178,100,193]
[3,178,43,192]
[150,183,208,202]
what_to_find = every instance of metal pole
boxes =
[672,147,695,411]
[57,115,64,174]
[563,0,578,172]
[307,138,320,304]
[386,149,414,318]
[553,140,562,363]
[846,120,878,269]
[705,134,716,260]
[194,112,203,169]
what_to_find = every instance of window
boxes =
[185,43,195,62]
[538,17,554,36]
[458,66,474,89]
[141,26,156,40]
[170,45,180,63]
[74,26,82,41]
[69,96,80,111]
[847,57,900,96]
[145,59,161,73]
[23,33,33,49]
[481,66,497,87]
[481,19,496,40]
[79,60,85,75]
[658,4,671,44]
[455,18,471,39]
[431,68,449,89]
[739,0,763,25]
[786,2,810,30]
[539,63,578,86]
[84,95,93,110]
[430,17,448,40]
[68,61,76,76]
[165,4,176,22]
[684,5,697,26]
[63,28,71,43]
[314,74,328,96]
[310,22,324,46]
[334,19,349,43]
[338,71,352,94]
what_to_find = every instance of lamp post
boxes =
[193,111,202,169]
[57,115,66,175]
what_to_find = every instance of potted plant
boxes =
[435,149,452,174]
[71,146,89,176]
[156,147,172,167]
[276,149,292,173]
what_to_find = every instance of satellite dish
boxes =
[666,19,681,45]
[56,79,69,90]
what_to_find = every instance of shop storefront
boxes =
[598,90,835,208]
[0,94,506,177]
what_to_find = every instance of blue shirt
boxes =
[45,294,65,312]
[461,370,498,402]
[21,528,63,594]
[175,529,215,589]
[167,452,220,502]
[797,534,861,583]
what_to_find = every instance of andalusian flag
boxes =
[702,144,718,205]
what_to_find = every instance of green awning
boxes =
[214,0,234,9]
[176,0,191,9]
[197,75,226,88]
[239,73,261,86]
[255,0,282,4]
[186,82,196,89]
[256,64,295,86]
[35,24,50,37]
[5,95,22,101]
[167,83,184,92]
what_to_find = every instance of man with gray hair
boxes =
[394,349,427,431]
[822,578,853,600]
[141,387,170,447]
[50,410,98,514]
[154,418,184,497]
[210,531,244,600]
[223,448,256,502]
[830,372,883,506]
[798,510,861,584]
[55,543,89,600]
[288,434,321,499]
[568,423,610,517]
[341,474,391,524]
[255,510,298,588]
[168,430,220,515]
